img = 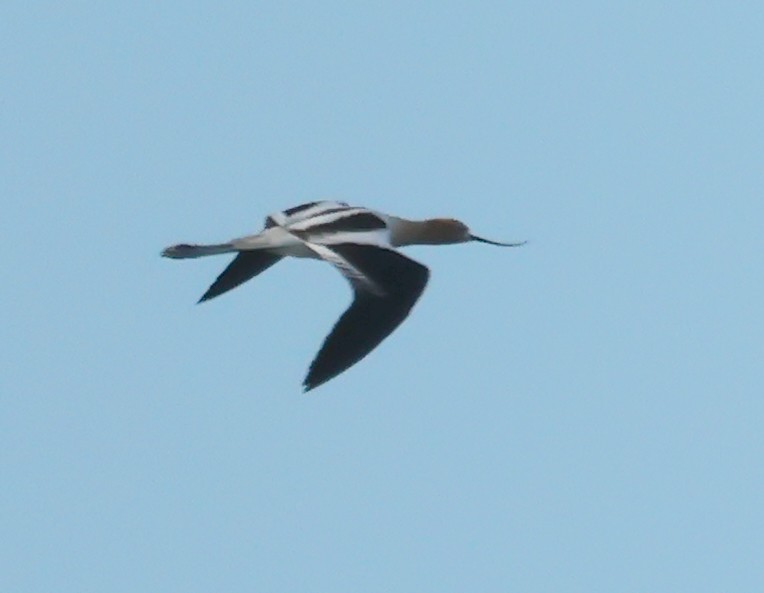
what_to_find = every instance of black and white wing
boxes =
[196,201,356,303]
[302,242,430,392]
[266,201,351,228]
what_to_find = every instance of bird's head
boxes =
[422,218,527,247]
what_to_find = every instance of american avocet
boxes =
[162,201,525,391]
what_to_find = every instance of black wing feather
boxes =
[198,251,282,303]
[303,244,429,391]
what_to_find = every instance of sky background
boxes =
[2,2,762,591]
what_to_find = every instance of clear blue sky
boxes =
[2,2,762,591]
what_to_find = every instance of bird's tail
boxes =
[161,242,236,259]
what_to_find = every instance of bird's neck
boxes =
[389,217,447,247]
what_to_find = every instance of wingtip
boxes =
[303,371,329,393]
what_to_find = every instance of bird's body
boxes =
[162,201,524,391]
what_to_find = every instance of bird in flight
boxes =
[162,201,525,391]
